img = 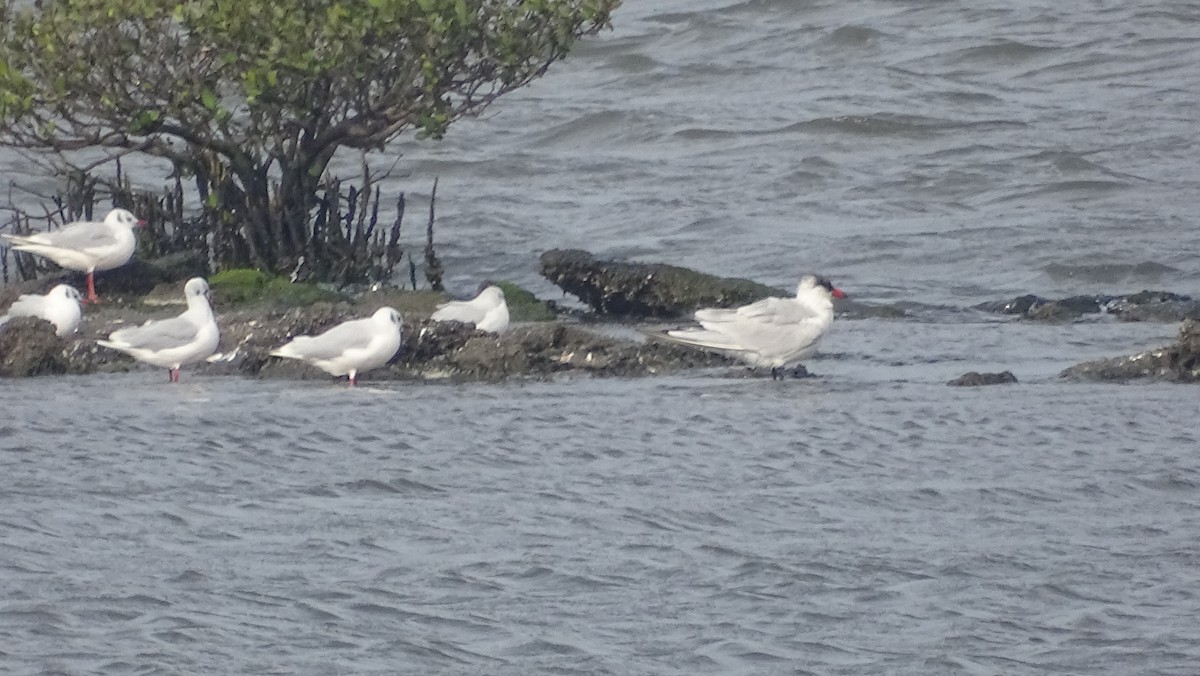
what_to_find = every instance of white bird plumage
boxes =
[658,274,846,379]
[0,208,143,303]
[430,284,509,333]
[270,307,404,385]
[0,284,84,337]
[96,277,220,382]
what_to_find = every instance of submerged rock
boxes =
[0,317,71,377]
[976,290,1195,322]
[1060,320,1200,383]
[947,371,1018,386]
[539,248,782,318]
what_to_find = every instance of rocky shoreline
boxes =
[2,250,1199,383]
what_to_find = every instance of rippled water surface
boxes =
[5,0,1200,673]
[3,372,1199,675]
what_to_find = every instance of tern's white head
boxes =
[798,274,847,300]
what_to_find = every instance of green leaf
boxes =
[130,109,160,132]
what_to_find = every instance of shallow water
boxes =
[4,0,1200,673]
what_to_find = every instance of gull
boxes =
[657,274,846,380]
[270,307,404,385]
[0,284,84,337]
[430,283,510,333]
[97,277,220,383]
[0,208,144,303]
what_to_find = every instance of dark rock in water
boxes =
[1105,291,1200,323]
[977,289,1194,323]
[974,294,1045,315]
[539,248,782,318]
[538,248,898,319]
[0,317,70,377]
[1109,301,1200,323]
[947,371,1018,386]
[1120,290,1191,305]
[1060,320,1200,383]
[1024,296,1103,321]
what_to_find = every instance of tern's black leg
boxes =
[771,366,782,380]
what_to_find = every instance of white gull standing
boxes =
[430,283,510,333]
[270,307,404,385]
[657,274,847,379]
[0,284,84,337]
[97,277,220,383]
[1,208,144,303]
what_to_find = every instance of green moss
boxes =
[209,268,270,303]
[496,281,556,322]
[210,268,344,306]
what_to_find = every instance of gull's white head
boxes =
[373,306,404,328]
[479,285,505,304]
[105,208,144,229]
[184,277,212,306]
[50,284,84,303]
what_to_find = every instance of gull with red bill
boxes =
[655,274,847,380]
[0,207,145,303]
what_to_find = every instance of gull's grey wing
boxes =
[38,222,115,250]
[431,300,485,324]
[4,294,50,318]
[283,319,377,360]
[109,315,201,351]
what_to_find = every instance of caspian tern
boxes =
[270,307,403,386]
[0,284,84,337]
[97,277,220,383]
[1,208,144,303]
[430,283,510,333]
[659,274,846,380]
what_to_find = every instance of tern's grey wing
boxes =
[734,296,820,324]
[284,319,376,360]
[109,315,202,351]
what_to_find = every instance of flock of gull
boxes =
[1,208,845,383]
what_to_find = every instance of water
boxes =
[4,0,1200,673]
[3,372,1199,674]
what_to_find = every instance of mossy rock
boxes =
[357,288,447,318]
[496,281,556,322]
[209,268,344,306]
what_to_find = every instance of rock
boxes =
[0,317,71,377]
[1105,291,1200,323]
[1110,301,1200,323]
[1120,290,1191,305]
[947,371,1018,386]
[1025,296,1102,321]
[539,248,782,318]
[401,323,736,381]
[974,294,1046,315]
[538,248,899,319]
[977,290,1196,322]
[1060,320,1200,382]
